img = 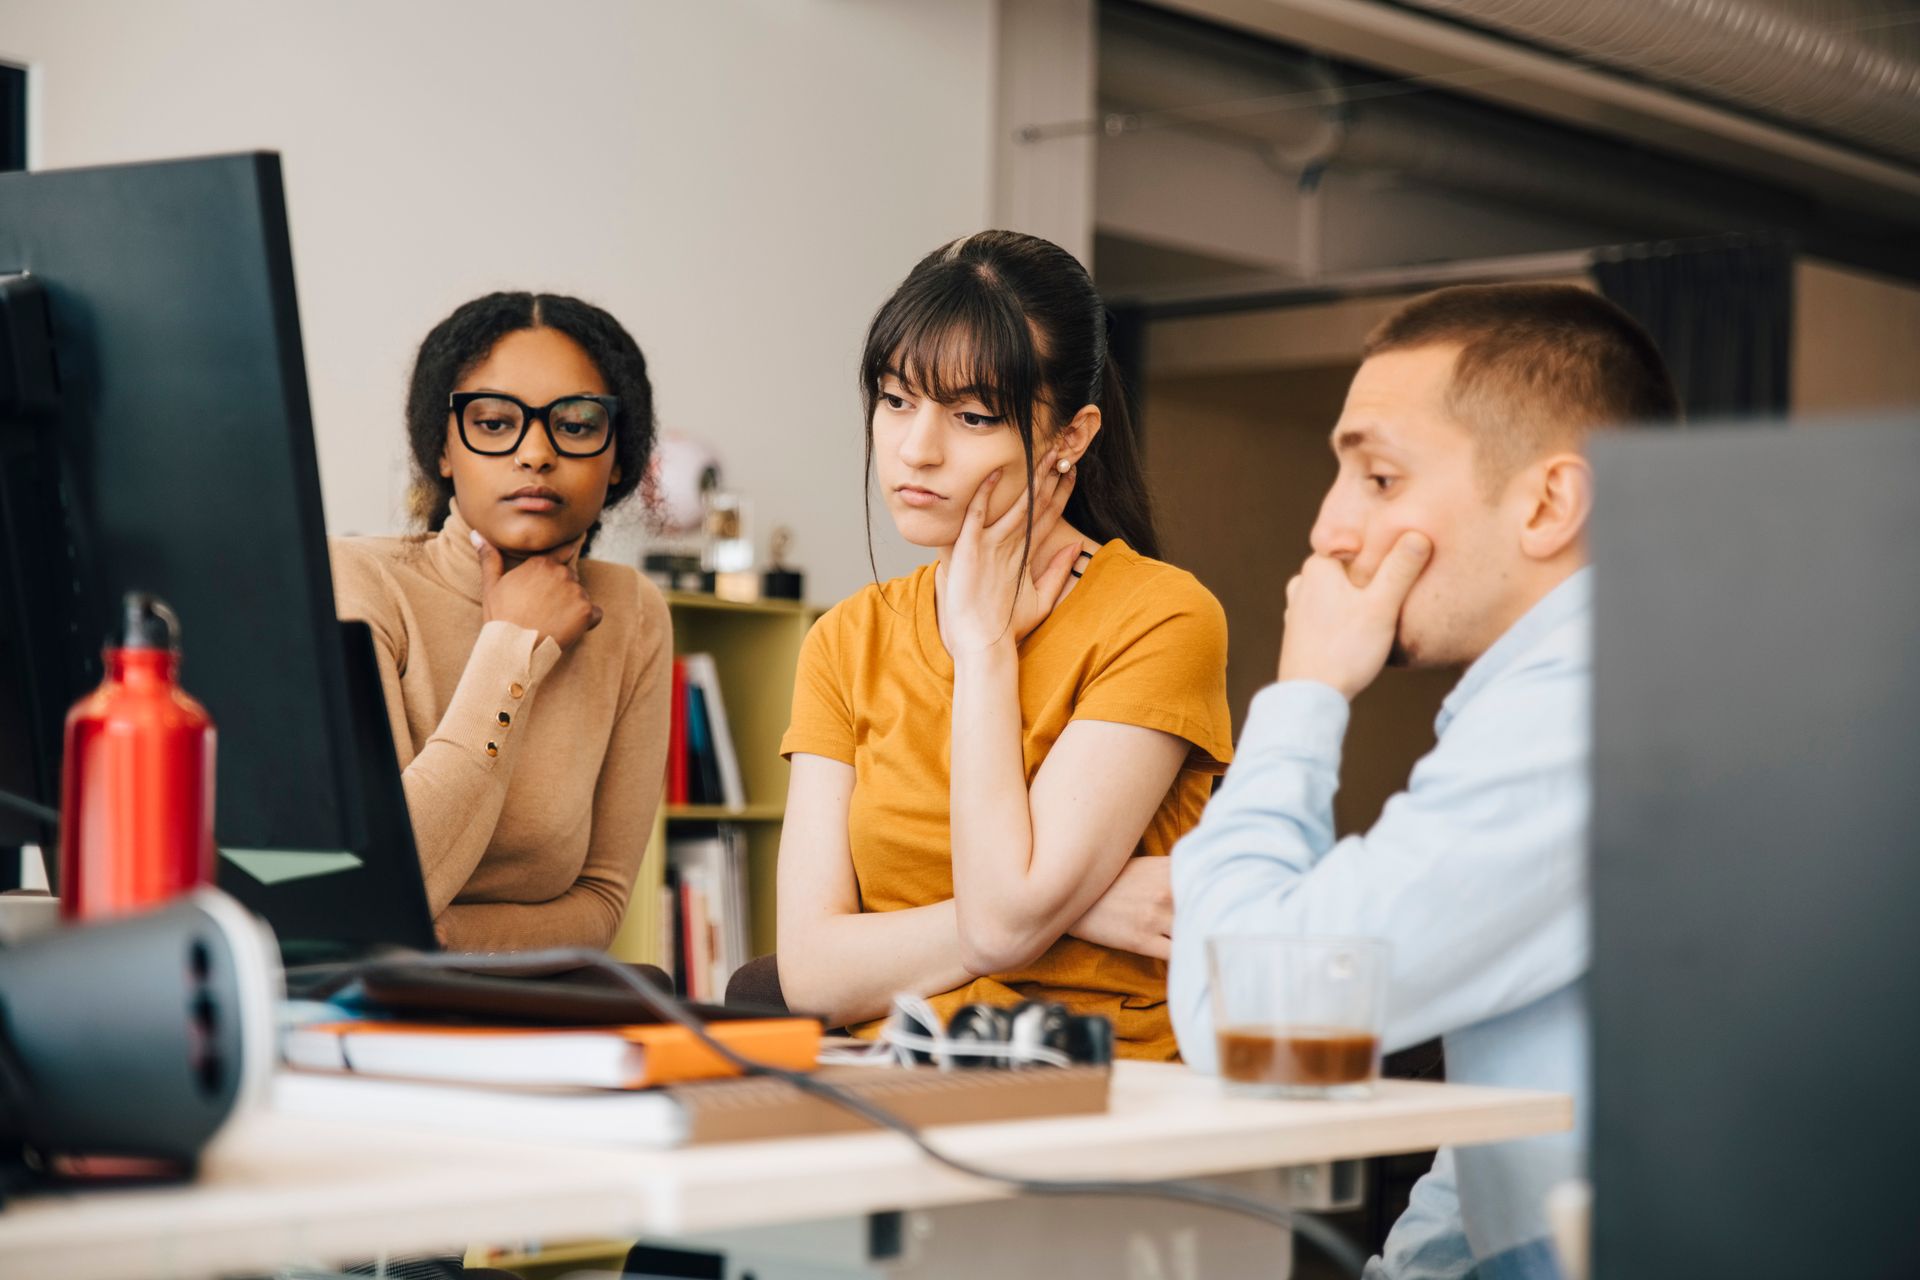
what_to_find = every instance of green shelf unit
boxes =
[610,590,817,966]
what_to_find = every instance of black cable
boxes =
[0,790,57,827]
[325,946,1368,1277]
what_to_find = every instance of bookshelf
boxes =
[608,589,816,970]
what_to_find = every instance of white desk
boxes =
[0,1063,1572,1280]
[0,1113,641,1280]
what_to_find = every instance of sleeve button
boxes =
[509,682,526,699]
[497,711,511,728]
[485,742,499,757]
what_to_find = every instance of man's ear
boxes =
[1056,403,1103,464]
[1518,451,1594,561]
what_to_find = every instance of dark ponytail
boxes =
[859,231,1160,573]
[1067,352,1158,558]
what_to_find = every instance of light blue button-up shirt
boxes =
[1169,569,1592,1279]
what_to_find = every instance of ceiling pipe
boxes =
[1099,6,1814,235]
[1397,0,1920,168]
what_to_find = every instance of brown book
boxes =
[667,1065,1112,1145]
[273,1064,1110,1149]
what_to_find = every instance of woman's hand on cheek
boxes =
[936,450,1079,657]
[474,530,604,650]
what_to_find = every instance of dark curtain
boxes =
[1591,236,1794,421]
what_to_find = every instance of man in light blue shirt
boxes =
[1169,284,1679,1279]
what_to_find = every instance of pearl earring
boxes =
[1057,457,1073,474]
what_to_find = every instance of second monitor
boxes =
[0,151,433,953]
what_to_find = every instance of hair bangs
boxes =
[857,229,1162,585]
[861,265,1042,430]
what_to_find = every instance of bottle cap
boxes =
[120,592,182,651]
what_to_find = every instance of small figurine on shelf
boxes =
[704,490,760,603]
[762,526,804,602]
[641,431,720,593]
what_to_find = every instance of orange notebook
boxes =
[282,1017,821,1090]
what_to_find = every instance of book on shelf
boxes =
[657,881,679,984]
[666,823,750,1002]
[681,653,745,809]
[666,658,689,806]
[686,684,723,805]
[665,651,744,811]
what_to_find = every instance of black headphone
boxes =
[889,998,1113,1069]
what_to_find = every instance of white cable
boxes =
[878,993,1074,1068]
[881,1026,1074,1069]
[816,996,1078,1068]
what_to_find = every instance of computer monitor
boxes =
[0,269,69,856]
[0,152,433,953]
[1589,417,1920,1278]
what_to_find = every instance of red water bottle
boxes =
[58,594,217,922]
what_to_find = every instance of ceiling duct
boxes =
[1394,0,1920,169]
[1099,6,1813,235]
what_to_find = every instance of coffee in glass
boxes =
[1207,937,1389,1099]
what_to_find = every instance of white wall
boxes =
[0,0,999,604]
[993,0,1096,265]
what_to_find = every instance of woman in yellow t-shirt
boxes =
[776,231,1232,1060]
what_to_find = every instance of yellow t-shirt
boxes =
[780,540,1233,1060]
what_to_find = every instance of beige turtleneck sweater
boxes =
[329,503,671,953]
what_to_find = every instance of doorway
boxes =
[0,63,24,173]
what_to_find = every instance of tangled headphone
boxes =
[881,994,1114,1069]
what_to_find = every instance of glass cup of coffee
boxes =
[1207,935,1390,1099]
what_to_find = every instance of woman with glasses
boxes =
[330,292,669,952]
[773,232,1232,1058]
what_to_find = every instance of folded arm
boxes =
[948,640,1190,973]
[775,754,979,1027]
[777,716,1185,1028]
[438,588,671,952]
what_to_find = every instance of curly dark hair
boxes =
[404,291,656,532]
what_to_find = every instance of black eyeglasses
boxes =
[448,392,620,458]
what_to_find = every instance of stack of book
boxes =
[276,1051,1111,1150]
[284,1017,820,1091]
[277,1016,836,1148]
[662,824,750,1001]
[666,653,743,809]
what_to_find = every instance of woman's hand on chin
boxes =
[937,448,1079,657]
[474,530,603,650]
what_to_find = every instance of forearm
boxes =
[401,622,564,915]
[438,878,630,955]
[1170,682,1345,1069]
[777,899,978,1028]
[1171,676,1591,1064]
[948,642,1059,969]
[480,611,666,958]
